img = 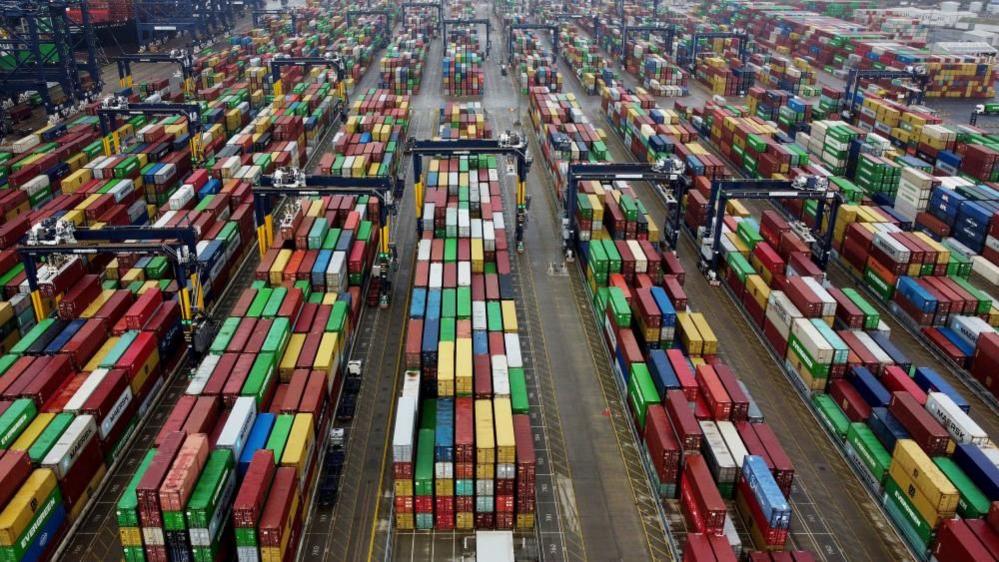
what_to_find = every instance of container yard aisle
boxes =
[553,19,913,562]
[294,29,415,562]
[487,10,676,562]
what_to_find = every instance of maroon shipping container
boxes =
[20,354,73,406]
[455,397,474,464]
[889,391,952,456]
[282,369,308,412]
[203,353,238,396]
[827,286,864,330]
[680,454,726,533]
[297,371,329,436]
[760,210,790,249]
[682,534,715,562]
[182,395,222,436]
[828,379,871,422]
[745,422,795,497]
[223,354,255,403]
[665,389,702,451]
[58,274,101,319]
[231,289,257,318]
[94,289,135,327]
[972,332,999,394]
[0,451,32,508]
[258,467,298,548]
[233,449,277,528]
[965,519,999,560]
[125,288,163,330]
[709,360,750,422]
[785,277,822,317]
[933,518,994,562]
[157,395,196,446]
[55,433,104,509]
[695,365,732,421]
[60,318,109,370]
[643,404,681,488]
[136,431,186,527]
[82,368,133,443]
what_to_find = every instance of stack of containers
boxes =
[746,88,813,135]
[750,52,816,95]
[379,34,428,95]
[442,28,484,96]
[319,89,411,178]
[114,184,384,559]
[392,121,535,531]
[625,37,687,97]
[695,102,805,179]
[529,87,609,191]
[694,55,755,97]
[697,179,999,558]
[510,29,562,93]
[559,24,619,95]
[438,102,491,140]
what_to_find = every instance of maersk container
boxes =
[924,392,987,446]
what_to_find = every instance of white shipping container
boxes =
[627,240,647,273]
[873,230,911,264]
[473,301,487,331]
[948,315,991,348]
[699,420,738,483]
[325,251,347,293]
[400,370,421,400]
[800,276,837,317]
[504,333,523,369]
[435,461,454,479]
[765,291,802,339]
[417,239,432,262]
[99,385,133,440]
[392,395,417,463]
[458,261,471,287]
[42,414,98,479]
[429,262,444,289]
[65,368,110,414]
[852,331,894,367]
[170,184,196,211]
[790,318,835,364]
[925,392,988,446]
[216,396,257,460]
[492,354,510,396]
[716,420,749,471]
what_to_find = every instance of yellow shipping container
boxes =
[279,334,305,382]
[313,332,339,376]
[745,275,771,310]
[280,413,315,482]
[0,468,57,546]
[493,397,516,464]
[85,337,120,373]
[471,239,484,273]
[891,439,959,514]
[394,479,413,497]
[9,413,53,452]
[690,313,717,355]
[270,249,292,285]
[475,399,495,466]
[321,292,338,305]
[501,300,518,333]
[455,338,473,395]
[61,168,93,193]
[79,289,115,319]
[676,312,703,356]
[437,340,455,396]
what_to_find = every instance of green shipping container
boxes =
[441,289,457,318]
[266,414,294,463]
[242,352,276,407]
[933,457,990,518]
[841,288,879,329]
[10,318,53,356]
[247,288,272,317]
[863,265,894,301]
[509,368,528,414]
[486,302,503,332]
[28,412,73,464]
[186,449,236,534]
[812,394,850,439]
[414,428,434,496]
[608,288,631,327]
[0,487,62,562]
[327,301,348,333]
[262,287,287,318]
[883,476,935,549]
[0,399,36,448]
[627,364,660,429]
[117,449,156,528]
[846,422,890,484]
[210,318,240,355]
[261,318,291,357]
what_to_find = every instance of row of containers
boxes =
[509,29,563,94]
[443,27,485,97]
[676,92,999,402]
[0,7,371,558]
[692,1,995,98]
[391,106,537,531]
[623,35,688,98]
[103,76,410,562]
[561,46,999,559]
[524,62,819,560]
[656,92,999,558]
[379,32,428,95]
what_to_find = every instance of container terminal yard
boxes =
[1,0,999,561]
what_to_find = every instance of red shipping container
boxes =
[156,395,195,446]
[665,389,702,452]
[709,360,750,422]
[182,395,222,437]
[881,365,927,405]
[749,422,795,498]
[680,454,726,533]
[0,451,32,508]
[233,449,277,528]
[889,391,952,456]
[137,431,186,527]
[60,318,109,370]
[81,367,131,439]
[126,288,163,330]
[666,349,698,401]
[933,518,993,562]
[643,404,681,487]
[58,274,101,319]
[21,354,73,406]
[972,332,999,393]
[159,433,210,512]
[94,289,135,327]
[455,397,474,464]
[828,379,871,422]
[231,289,257,317]
[785,277,822,317]
[695,364,732,420]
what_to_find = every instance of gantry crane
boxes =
[443,19,493,58]
[507,24,559,63]
[95,96,205,161]
[116,50,196,94]
[842,66,929,119]
[269,54,346,98]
